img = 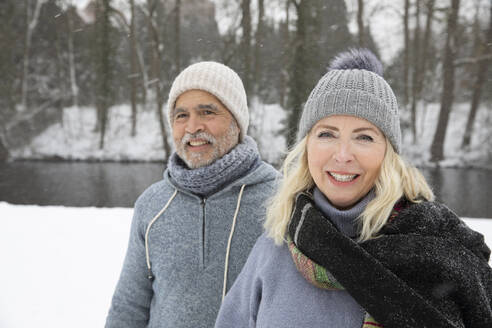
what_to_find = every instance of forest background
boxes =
[0,0,491,167]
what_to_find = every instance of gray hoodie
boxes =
[105,161,279,328]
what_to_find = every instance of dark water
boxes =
[0,161,490,217]
[0,161,164,208]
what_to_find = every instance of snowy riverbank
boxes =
[0,202,491,327]
[9,101,492,169]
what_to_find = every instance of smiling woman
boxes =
[214,49,492,328]
[307,115,386,210]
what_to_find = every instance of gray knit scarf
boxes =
[168,136,261,196]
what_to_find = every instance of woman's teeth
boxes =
[329,172,358,182]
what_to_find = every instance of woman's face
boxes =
[307,115,386,210]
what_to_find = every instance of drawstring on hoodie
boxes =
[145,189,178,281]
[222,184,246,302]
[144,184,247,303]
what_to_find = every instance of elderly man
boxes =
[105,62,279,328]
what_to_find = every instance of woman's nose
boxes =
[333,141,355,163]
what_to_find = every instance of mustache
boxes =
[180,132,216,146]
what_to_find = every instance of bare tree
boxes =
[410,0,436,141]
[241,0,252,97]
[129,0,138,136]
[430,0,461,162]
[357,0,365,47]
[279,0,290,108]
[253,0,265,95]
[286,0,307,146]
[461,2,492,149]
[67,0,79,107]
[20,0,46,112]
[110,3,148,108]
[410,0,421,143]
[145,0,171,159]
[403,0,410,107]
[94,0,112,149]
[174,0,181,74]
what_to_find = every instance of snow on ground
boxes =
[0,202,131,328]
[0,202,491,328]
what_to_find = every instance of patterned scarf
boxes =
[168,136,260,196]
[287,198,407,328]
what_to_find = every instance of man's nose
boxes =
[333,141,355,163]
[185,115,204,134]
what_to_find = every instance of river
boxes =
[0,161,490,218]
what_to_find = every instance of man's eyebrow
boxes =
[173,107,188,115]
[197,104,219,111]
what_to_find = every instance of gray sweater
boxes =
[215,190,375,328]
[214,233,365,328]
[105,161,279,328]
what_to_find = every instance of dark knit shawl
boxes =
[288,192,492,328]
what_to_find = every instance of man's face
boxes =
[172,89,240,169]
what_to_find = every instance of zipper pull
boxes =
[147,268,154,281]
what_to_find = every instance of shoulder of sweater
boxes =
[384,200,491,262]
[247,232,287,267]
[135,178,175,206]
[131,179,177,226]
[238,160,281,187]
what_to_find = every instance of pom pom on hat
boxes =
[329,48,383,76]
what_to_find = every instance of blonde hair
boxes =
[264,137,434,244]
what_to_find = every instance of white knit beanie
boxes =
[167,61,249,141]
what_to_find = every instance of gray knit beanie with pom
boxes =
[297,48,401,153]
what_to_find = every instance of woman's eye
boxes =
[357,134,374,142]
[318,131,334,138]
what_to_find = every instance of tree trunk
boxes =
[95,0,112,149]
[279,0,290,108]
[20,0,45,112]
[0,136,9,162]
[430,0,460,162]
[403,0,410,107]
[174,0,181,74]
[286,0,307,147]
[129,0,137,136]
[254,0,265,96]
[241,0,252,97]
[410,0,421,143]
[136,39,148,104]
[67,1,79,107]
[403,0,410,108]
[415,0,435,136]
[357,0,365,47]
[147,0,171,160]
[461,2,492,149]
